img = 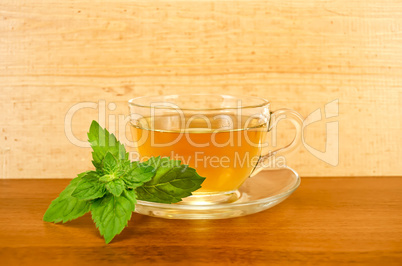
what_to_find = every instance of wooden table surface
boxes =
[0,177,401,265]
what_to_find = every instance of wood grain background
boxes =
[0,0,401,178]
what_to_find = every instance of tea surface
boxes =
[131,114,268,193]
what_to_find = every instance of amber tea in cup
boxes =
[129,94,302,204]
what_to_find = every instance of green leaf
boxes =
[43,121,207,244]
[88,120,127,169]
[71,172,106,200]
[102,152,118,174]
[91,190,136,244]
[142,156,181,184]
[122,161,155,189]
[136,157,206,203]
[105,179,125,197]
[43,173,91,223]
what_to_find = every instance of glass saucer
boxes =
[135,167,300,219]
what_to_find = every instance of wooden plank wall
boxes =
[0,0,401,178]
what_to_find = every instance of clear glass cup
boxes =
[128,94,303,205]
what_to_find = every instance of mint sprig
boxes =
[43,121,205,244]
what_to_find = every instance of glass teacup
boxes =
[129,94,302,204]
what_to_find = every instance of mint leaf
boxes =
[43,173,91,223]
[91,190,136,244]
[71,172,106,200]
[44,121,206,244]
[143,156,181,184]
[88,121,127,169]
[105,179,125,197]
[102,152,118,174]
[136,157,206,203]
[122,161,155,189]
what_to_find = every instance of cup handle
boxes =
[250,108,304,177]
